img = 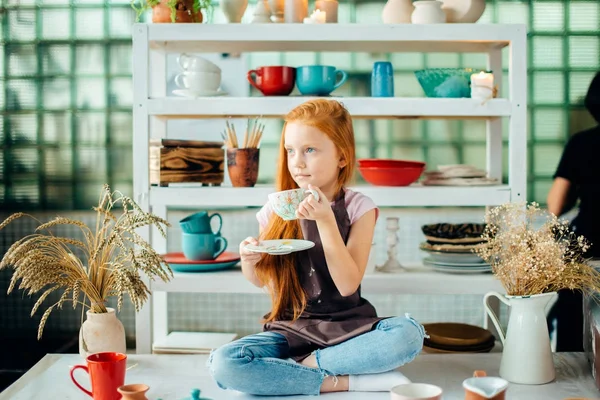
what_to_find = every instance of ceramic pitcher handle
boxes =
[333,70,348,90]
[247,70,261,91]
[209,213,223,236]
[70,365,93,397]
[306,189,320,203]
[213,236,228,259]
[483,291,510,345]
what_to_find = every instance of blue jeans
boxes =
[206,314,425,396]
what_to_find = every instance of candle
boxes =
[470,71,494,102]
[310,9,326,23]
[315,0,338,22]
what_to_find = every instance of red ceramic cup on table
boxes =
[70,352,127,400]
[247,66,296,96]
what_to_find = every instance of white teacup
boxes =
[268,188,320,221]
[175,71,221,93]
[177,53,221,73]
[390,383,443,400]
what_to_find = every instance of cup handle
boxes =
[306,189,320,203]
[333,70,348,90]
[213,236,228,258]
[70,365,93,398]
[210,213,223,236]
[247,70,261,91]
[483,291,510,345]
[177,53,190,69]
[174,73,186,89]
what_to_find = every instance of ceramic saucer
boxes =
[245,239,315,255]
[172,89,228,98]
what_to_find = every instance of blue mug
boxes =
[371,61,394,97]
[179,211,222,235]
[296,65,348,96]
[182,232,228,261]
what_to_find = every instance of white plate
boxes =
[420,250,485,264]
[423,257,490,268]
[245,239,315,255]
[172,89,228,98]
[425,263,492,274]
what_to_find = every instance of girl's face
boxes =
[284,122,346,199]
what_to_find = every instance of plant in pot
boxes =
[0,185,172,358]
[131,0,212,23]
[477,202,600,385]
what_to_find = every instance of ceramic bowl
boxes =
[421,223,486,240]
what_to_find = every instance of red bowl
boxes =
[357,159,426,169]
[358,166,425,186]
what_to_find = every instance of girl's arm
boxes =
[317,209,376,296]
[239,227,264,288]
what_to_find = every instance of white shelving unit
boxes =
[132,23,527,354]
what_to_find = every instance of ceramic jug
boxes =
[484,291,557,384]
[463,370,508,400]
[382,0,413,23]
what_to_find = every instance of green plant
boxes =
[131,0,212,23]
[0,184,172,339]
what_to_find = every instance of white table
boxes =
[1,353,598,399]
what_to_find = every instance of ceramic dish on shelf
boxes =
[422,257,489,268]
[419,241,487,254]
[162,251,240,272]
[423,322,494,347]
[421,222,486,239]
[245,239,315,255]
[172,89,228,98]
[423,261,492,274]
[421,251,486,264]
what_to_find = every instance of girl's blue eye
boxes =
[286,148,294,154]
[306,148,315,153]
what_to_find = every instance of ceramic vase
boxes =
[267,0,284,21]
[79,307,126,359]
[284,0,308,23]
[220,0,248,22]
[118,384,150,400]
[382,0,413,23]
[484,291,557,384]
[251,0,272,23]
[411,0,446,23]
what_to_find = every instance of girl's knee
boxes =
[207,343,246,389]
[380,315,425,365]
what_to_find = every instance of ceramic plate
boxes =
[172,89,228,98]
[162,251,240,273]
[421,250,485,264]
[245,239,315,255]
[423,257,490,268]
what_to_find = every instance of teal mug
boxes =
[179,211,222,235]
[296,65,348,96]
[181,232,228,261]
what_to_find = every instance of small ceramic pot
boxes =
[152,0,203,22]
[227,148,260,187]
[118,384,150,400]
[411,0,446,24]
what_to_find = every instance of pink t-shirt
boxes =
[256,188,379,229]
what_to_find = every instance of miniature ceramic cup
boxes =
[227,148,260,187]
[182,232,228,261]
[268,188,321,220]
[118,383,150,400]
[463,370,508,400]
[390,383,443,400]
[179,211,223,235]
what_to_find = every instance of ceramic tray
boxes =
[162,251,240,272]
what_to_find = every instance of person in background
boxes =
[547,71,600,352]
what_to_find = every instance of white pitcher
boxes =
[483,291,557,385]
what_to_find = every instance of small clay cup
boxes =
[117,383,149,400]
[227,148,260,187]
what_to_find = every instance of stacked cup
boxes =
[175,53,222,96]
[179,211,228,261]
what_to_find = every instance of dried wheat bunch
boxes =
[475,202,600,296]
[0,184,172,339]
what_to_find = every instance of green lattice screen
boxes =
[1,0,599,209]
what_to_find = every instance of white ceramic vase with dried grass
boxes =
[79,307,126,358]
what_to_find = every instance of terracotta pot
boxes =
[227,148,259,187]
[118,384,150,400]
[152,0,204,23]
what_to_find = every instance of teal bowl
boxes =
[414,68,476,98]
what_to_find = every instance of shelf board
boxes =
[147,97,511,119]
[151,266,504,295]
[141,23,524,53]
[148,184,511,208]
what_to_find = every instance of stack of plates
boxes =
[420,223,491,274]
[423,323,496,354]
[422,165,499,186]
[162,252,240,272]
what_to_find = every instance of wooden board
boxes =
[149,138,224,148]
[149,145,224,186]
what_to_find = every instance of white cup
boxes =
[390,383,443,400]
[175,71,221,93]
[177,53,221,73]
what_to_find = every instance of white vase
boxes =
[382,0,414,23]
[484,291,557,385]
[251,0,272,23]
[411,0,446,24]
[79,307,126,359]
[220,0,249,23]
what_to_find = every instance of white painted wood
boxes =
[486,49,503,181]
[149,184,512,208]
[151,265,505,295]
[143,23,523,53]
[148,97,512,119]
[3,353,598,400]
[151,205,169,345]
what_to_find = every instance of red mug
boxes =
[247,66,296,96]
[70,352,127,400]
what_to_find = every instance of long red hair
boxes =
[255,99,356,322]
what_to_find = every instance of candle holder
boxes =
[376,217,406,273]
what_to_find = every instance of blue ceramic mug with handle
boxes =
[179,211,222,235]
[371,61,394,97]
[296,65,348,96]
[182,232,228,261]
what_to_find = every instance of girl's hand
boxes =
[239,236,262,265]
[296,185,334,222]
